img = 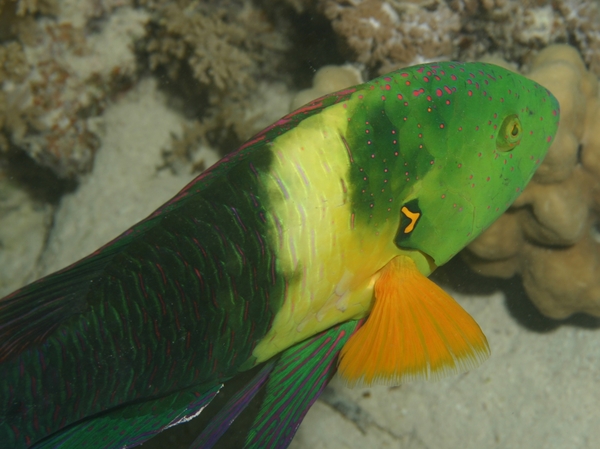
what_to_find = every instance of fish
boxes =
[0,61,560,449]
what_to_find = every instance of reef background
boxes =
[1,1,600,448]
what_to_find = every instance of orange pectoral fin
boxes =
[337,255,490,386]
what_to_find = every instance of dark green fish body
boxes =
[0,61,559,448]
[1,138,285,447]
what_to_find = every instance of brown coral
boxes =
[142,0,290,144]
[321,0,461,74]
[464,44,600,319]
[317,0,600,80]
[0,0,148,178]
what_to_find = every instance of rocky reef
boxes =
[2,0,600,180]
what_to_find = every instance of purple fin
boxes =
[244,320,362,449]
[33,384,222,449]
[188,362,275,449]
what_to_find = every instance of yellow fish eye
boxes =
[496,114,522,151]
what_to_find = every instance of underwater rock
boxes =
[318,0,600,77]
[291,64,363,110]
[465,44,600,319]
[0,0,148,178]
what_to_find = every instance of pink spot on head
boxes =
[435,75,441,81]
[451,74,457,81]
[547,135,552,142]
[446,100,451,105]
[444,86,452,95]
[436,88,443,97]
[553,109,558,116]
[397,93,404,100]
[413,88,425,96]
[381,95,386,101]
[423,76,429,82]
[458,126,463,131]
[384,77,392,81]
[440,123,445,129]
[401,73,409,77]
[385,84,391,90]
[417,67,424,73]
[468,90,473,96]
[405,81,411,86]
[427,95,432,101]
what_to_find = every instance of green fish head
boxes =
[347,62,560,267]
